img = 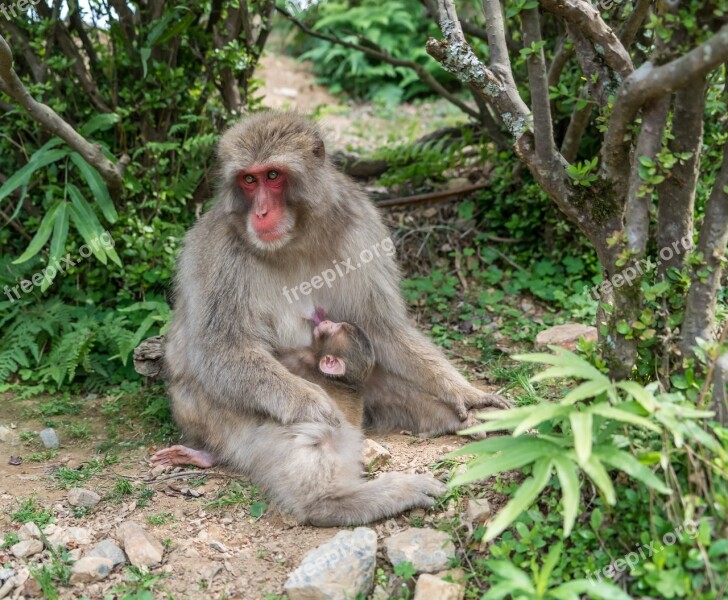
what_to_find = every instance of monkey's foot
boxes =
[150,445,217,469]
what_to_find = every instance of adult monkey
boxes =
[162,112,509,526]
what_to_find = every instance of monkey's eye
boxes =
[267,170,279,180]
[244,175,256,184]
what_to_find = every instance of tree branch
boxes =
[538,0,633,78]
[681,139,728,356]
[656,81,707,276]
[547,36,573,89]
[521,7,556,161]
[604,25,728,187]
[619,0,651,48]
[277,5,481,121]
[0,35,127,191]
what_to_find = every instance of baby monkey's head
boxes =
[312,320,375,387]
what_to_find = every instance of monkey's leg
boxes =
[223,421,446,526]
[150,445,217,469]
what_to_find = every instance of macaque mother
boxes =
[163,111,508,526]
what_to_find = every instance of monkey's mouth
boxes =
[257,229,285,243]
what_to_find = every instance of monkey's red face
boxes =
[237,165,292,245]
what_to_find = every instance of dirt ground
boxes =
[0,390,505,599]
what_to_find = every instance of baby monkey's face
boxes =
[312,320,375,384]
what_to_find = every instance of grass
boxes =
[27,449,59,462]
[11,496,54,527]
[146,511,175,525]
[65,421,91,441]
[54,455,117,489]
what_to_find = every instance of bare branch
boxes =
[681,139,728,355]
[547,36,573,88]
[0,21,46,84]
[604,24,728,187]
[619,0,651,48]
[657,81,707,277]
[481,0,511,75]
[521,7,556,160]
[277,5,481,121]
[0,35,127,191]
[538,0,633,78]
[560,96,592,163]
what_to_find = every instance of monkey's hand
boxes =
[447,387,511,420]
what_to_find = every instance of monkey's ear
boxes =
[312,135,325,162]
[319,355,345,376]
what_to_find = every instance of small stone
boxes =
[11,539,43,558]
[361,439,391,471]
[209,540,228,553]
[414,574,464,600]
[70,557,114,584]
[45,525,93,549]
[0,426,19,446]
[385,529,455,574]
[0,568,15,582]
[535,324,598,351]
[0,567,28,599]
[17,522,41,541]
[149,465,167,479]
[446,177,470,190]
[68,488,101,508]
[464,498,491,526]
[39,428,59,449]
[86,539,127,566]
[117,521,164,568]
[285,527,377,600]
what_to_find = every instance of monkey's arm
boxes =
[180,340,345,426]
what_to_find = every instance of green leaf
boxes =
[13,202,63,264]
[570,412,593,466]
[0,148,69,203]
[41,202,70,292]
[553,455,579,537]
[71,153,117,223]
[616,380,657,411]
[79,113,120,136]
[562,380,612,404]
[593,446,671,494]
[67,184,108,264]
[582,456,616,505]
[249,501,267,519]
[552,579,632,600]
[393,561,417,580]
[513,402,571,436]
[536,541,562,596]
[484,457,553,541]
[486,561,535,593]
[588,403,660,432]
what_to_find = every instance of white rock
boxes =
[68,487,101,508]
[284,527,377,600]
[464,498,491,526]
[0,426,19,446]
[535,324,597,351]
[17,522,41,541]
[39,427,59,449]
[70,557,114,584]
[45,525,93,549]
[385,529,455,574]
[11,539,43,559]
[86,539,127,566]
[361,439,391,471]
[414,574,464,600]
[117,521,164,567]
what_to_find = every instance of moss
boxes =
[571,178,622,225]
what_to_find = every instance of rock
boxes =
[535,324,598,351]
[70,557,114,584]
[0,426,19,446]
[10,539,43,559]
[284,527,377,600]
[384,529,455,574]
[68,487,101,508]
[17,522,41,541]
[86,539,127,566]
[39,428,59,449]
[361,439,391,471]
[45,525,93,549]
[0,567,29,600]
[464,498,491,526]
[446,177,470,190]
[209,540,228,553]
[117,521,164,567]
[0,569,14,582]
[414,574,464,600]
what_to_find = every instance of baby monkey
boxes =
[151,320,374,468]
[277,320,375,428]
